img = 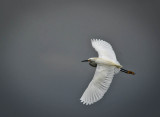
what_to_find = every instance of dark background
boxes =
[1,0,160,117]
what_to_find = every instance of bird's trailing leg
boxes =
[120,68,135,75]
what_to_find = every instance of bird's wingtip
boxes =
[91,38,104,42]
[80,98,94,105]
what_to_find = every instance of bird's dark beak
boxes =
[81,60,89,62]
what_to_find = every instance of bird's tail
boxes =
[120,68,135,75]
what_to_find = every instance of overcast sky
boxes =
[1,0,160,117]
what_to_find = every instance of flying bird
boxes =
[80,39,135,105]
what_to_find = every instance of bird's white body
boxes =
[80,39,122,105]
[92,57,122,68]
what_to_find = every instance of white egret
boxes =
[80,39,135,105]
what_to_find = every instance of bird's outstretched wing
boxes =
[91,39,117,63]
[80,65,116,105]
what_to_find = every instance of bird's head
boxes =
[81,58,98,67]
[81,58,96,62]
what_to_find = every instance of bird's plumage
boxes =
[80,65,116,105]
[91,39,118,63]
[80,39,121,105]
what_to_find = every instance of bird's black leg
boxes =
[120,68,135,75]
[120,68,128,73]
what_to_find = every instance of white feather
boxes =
[91,39,120,64]
[80,65,115,105]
